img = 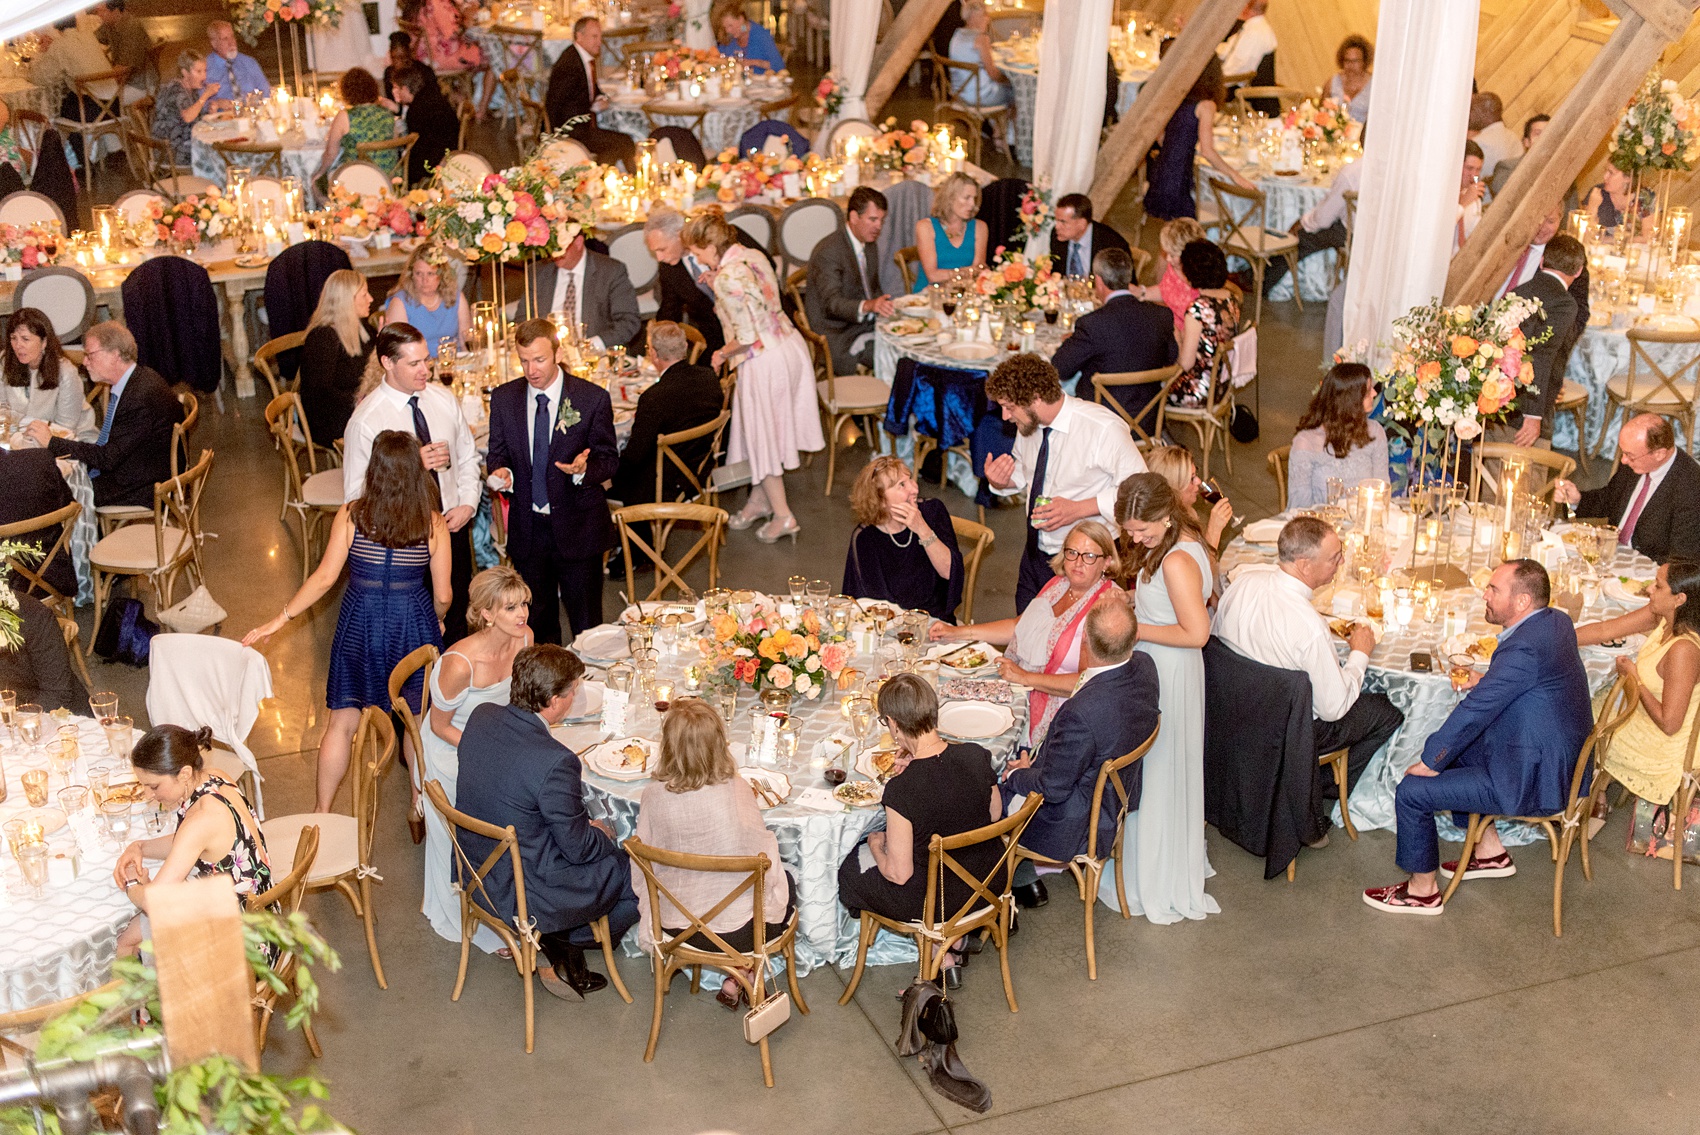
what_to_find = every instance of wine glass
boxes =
[787,575,807,603]
[17,703,43,748]
[48,737,78,788]
[104,715,134,762]
[807,579,832,610]
[0,690,15,739]
[89,691,118,725]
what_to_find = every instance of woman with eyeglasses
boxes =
[1114,473,1217,924]
[931,520,1122,748]
[1287,362,1388,509]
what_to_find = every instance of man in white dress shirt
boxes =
[344,323,481,639]
[1212,516,1404,835]
[1263,154,1363,297]
[527,233,642,351]
[984,354,1147,613]
[1467,92,1521,182]
[1219,1,1277,83]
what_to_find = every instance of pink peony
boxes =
[522,216,549,245]
[171,216,198,243]
[385,206,413,235]
[290,0,308,15]
[1499,344,1521,379]
[21,247,39,269]
[480,174,505,193]
[510,191,538,220]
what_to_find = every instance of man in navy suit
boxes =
[486,319,618,644]
[1048,248,1177,429]
[1000,595,1160,905]
[1047,194,1132,278]
[1364,560,1593,915]
[456,645,638,999]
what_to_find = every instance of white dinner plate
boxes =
[1440,633,1500,670]
[1242,518,1285,544]
[550,722,606,753]
[929,641,1003,674]
[1603,575,1653,608]
[565,680,605,722]
[937,701,1016,740]
[620,601,706,631]
[573,624,630,661]
[942,342,1000,363]
[739,768,791,807]
[581,736,656,781]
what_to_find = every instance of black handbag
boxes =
[1229,402,1260,443]
[919,991,959,1046]
[93,597,158,666]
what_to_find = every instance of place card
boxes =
[753,713,780,767]
[600,689,629,736]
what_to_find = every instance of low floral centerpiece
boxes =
[972,248,1062,311]
[1282,97,1358,149]
[649,45,721,80]
[325,182,433,238]
[1379,295,1546,444]
[705,148,826,201]
[867,118,938,174]
[697,601,853,699]
[129,188,240,247]
[0,223,58,270]
[1610,71,1700,175]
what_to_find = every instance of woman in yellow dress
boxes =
[1575,559,1700,807]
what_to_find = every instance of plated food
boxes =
[1441,633,1499,669]
[582,737,657,781]
[938,643,991,670]
[101,781,147,805]
[833,779,882,807]
[886,317,930,337]
[1603,575,1654,607]
[859,601,898,621]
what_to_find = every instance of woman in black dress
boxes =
[837,674,1002,986]
[298,269,375,445]
[841,456,965,622]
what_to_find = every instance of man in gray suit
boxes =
[527,233,643,350]
[805,186,896,375]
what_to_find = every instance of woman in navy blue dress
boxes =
[1143,49,1255,222]
[245,431,452,811]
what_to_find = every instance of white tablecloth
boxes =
[1561,314,1700,459]
[1219,523,1653,841]
[0,76,51,118]
[190,122,323,198]
[998,52,1146,169]
[1,715,151,1013]
[563,634,1026,976]
[599,100,762,158]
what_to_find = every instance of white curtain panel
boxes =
[828,0,880,126]
[683,0,715,51]
[1031,0,1110,196]
[1342,0,1480,367]
[2,0,90,41]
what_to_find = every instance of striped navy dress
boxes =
[326,530,442,713]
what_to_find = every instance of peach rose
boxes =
[1450,335,1478,358]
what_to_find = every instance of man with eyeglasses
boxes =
[1212,516,1404,842]
[983,354,1146,613]
[27,321,182,508]
[1554,413,1700,565]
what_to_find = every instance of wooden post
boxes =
[1088,0,1244,216]
[1447,0,1700,302]
[865,0,954,122]
[150,877,261,1073]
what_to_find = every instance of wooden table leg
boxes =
[221,282,256,398]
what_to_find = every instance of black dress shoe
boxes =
[538,945,608,1000]
[1012,880,1048,909]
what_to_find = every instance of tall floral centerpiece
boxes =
[697,600,853,699]
[227,0,339,96]
[1017,175,1053,240]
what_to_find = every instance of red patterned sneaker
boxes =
[1438,851,1515,880]
[1362,882,1444,915]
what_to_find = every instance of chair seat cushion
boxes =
[89,524,191,571]
[1556,380,1588,407]
[1222,227,1300,256]
[302,469,345,509]
[1165,403,1230,421]
[818,375,890,412]
[1606,373,1696,405]
[96,504,152,520]
[262,812,359,884]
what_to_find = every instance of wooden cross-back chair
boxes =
[516,90,551,153]
[261,707,396,986]
[624,839,809,1088]
[655,409,732,511]
[0,500,81,618]
[614,503,727,602]
[794,314,890,495]
[425,779,631,1053]
[1203,173,1301,328]
[1267,444,1291,512]
[253,330,309,399]
[213,139,285,179]
[1092,365,1181,453]
[1585,671,1700,892]
[0,980,125,1066]
[264,392,343,577]
[388,644,439,845]
[1466,443,1575,506]
[87,447,214,632]
[56,615,95,695]
[895,245,920,294]
[950,514,994,623]
[356,133,418,188]
[1232,85,1307,115]
[1012,721,1158,979]
[54,67,132,169]
[1595,325,1700,460]
[930,56,1012,164]
[1160,345,1239,481]
[840,793,1041,1012]
[1336,189,1358,286]
[1442,672,1640,936]
[246,823,322,1057]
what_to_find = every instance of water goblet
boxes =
[787,575,807,603]
[17,842,48,897]
[0,690,15,737]
[16,704,43,748]
[104,716,134,762]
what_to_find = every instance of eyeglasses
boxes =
[1062,549,1103,564]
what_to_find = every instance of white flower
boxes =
[767,664,794,689]
[804,655,821,673]
[1454,418,1482,440]
[733,646,754,657]
[457,202,483,223]
[1420,406,1434,422]
[794,674,814,697]
[1664,79,1679,93]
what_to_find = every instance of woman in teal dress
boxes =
[316,66,401,189]
[912,171,988,293]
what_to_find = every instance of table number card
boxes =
[600,689,629,736]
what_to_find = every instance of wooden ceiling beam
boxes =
[1087,0,1244,216]
[1606,0,1697,41]
[864,0,955,123]
[1446,2,1700,303]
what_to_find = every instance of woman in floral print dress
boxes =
[1167,240,1241,410]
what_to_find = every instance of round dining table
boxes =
[190,120,325,199]
[558,610,1028,976]
[1219,515,1657,841]
[994,37,1151,169]
[1560,307,1699,460]
[1,714,153,1013]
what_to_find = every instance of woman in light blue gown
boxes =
[421,567,533,950]
[1113,474,1219,924]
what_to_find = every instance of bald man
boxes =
[1555,414,1700,565]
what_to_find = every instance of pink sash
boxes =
[1026,578,1116,740]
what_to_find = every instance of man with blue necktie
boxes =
[30,321,180,508]
[486,319,618,645]
[1048,194,1131,281]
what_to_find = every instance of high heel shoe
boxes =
[727,505,773,531]
[755,515,801,544]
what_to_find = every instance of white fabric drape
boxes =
[683,0,715,51]
[1,0,88,41]
[827,0,880,127]
[1341,0,1480,366]
[1031,0,1110,197]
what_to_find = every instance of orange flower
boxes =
[504,220,528,244]
[1416,360,1442,385]
[1477,389,1504,415]
[479,233,504,254]
[1450,335,1478,358]
[1002,262,1027,284]
[1664,142,1678,155]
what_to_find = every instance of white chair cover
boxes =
[439,150,493,185]
[14,268,96,342]
[823,118,878,156]
[653,136,677,165]
[777,198,844,272]
[145,634,274,812]
[606,223,658,295]
[727,205,775,255]
[112,190,166,226]
[330,161,391,198]
[0,190,65,227]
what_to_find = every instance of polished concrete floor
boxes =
[67,286,1700,1134]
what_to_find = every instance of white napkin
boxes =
[792,788,845,813]
[1243,518,1285,544]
